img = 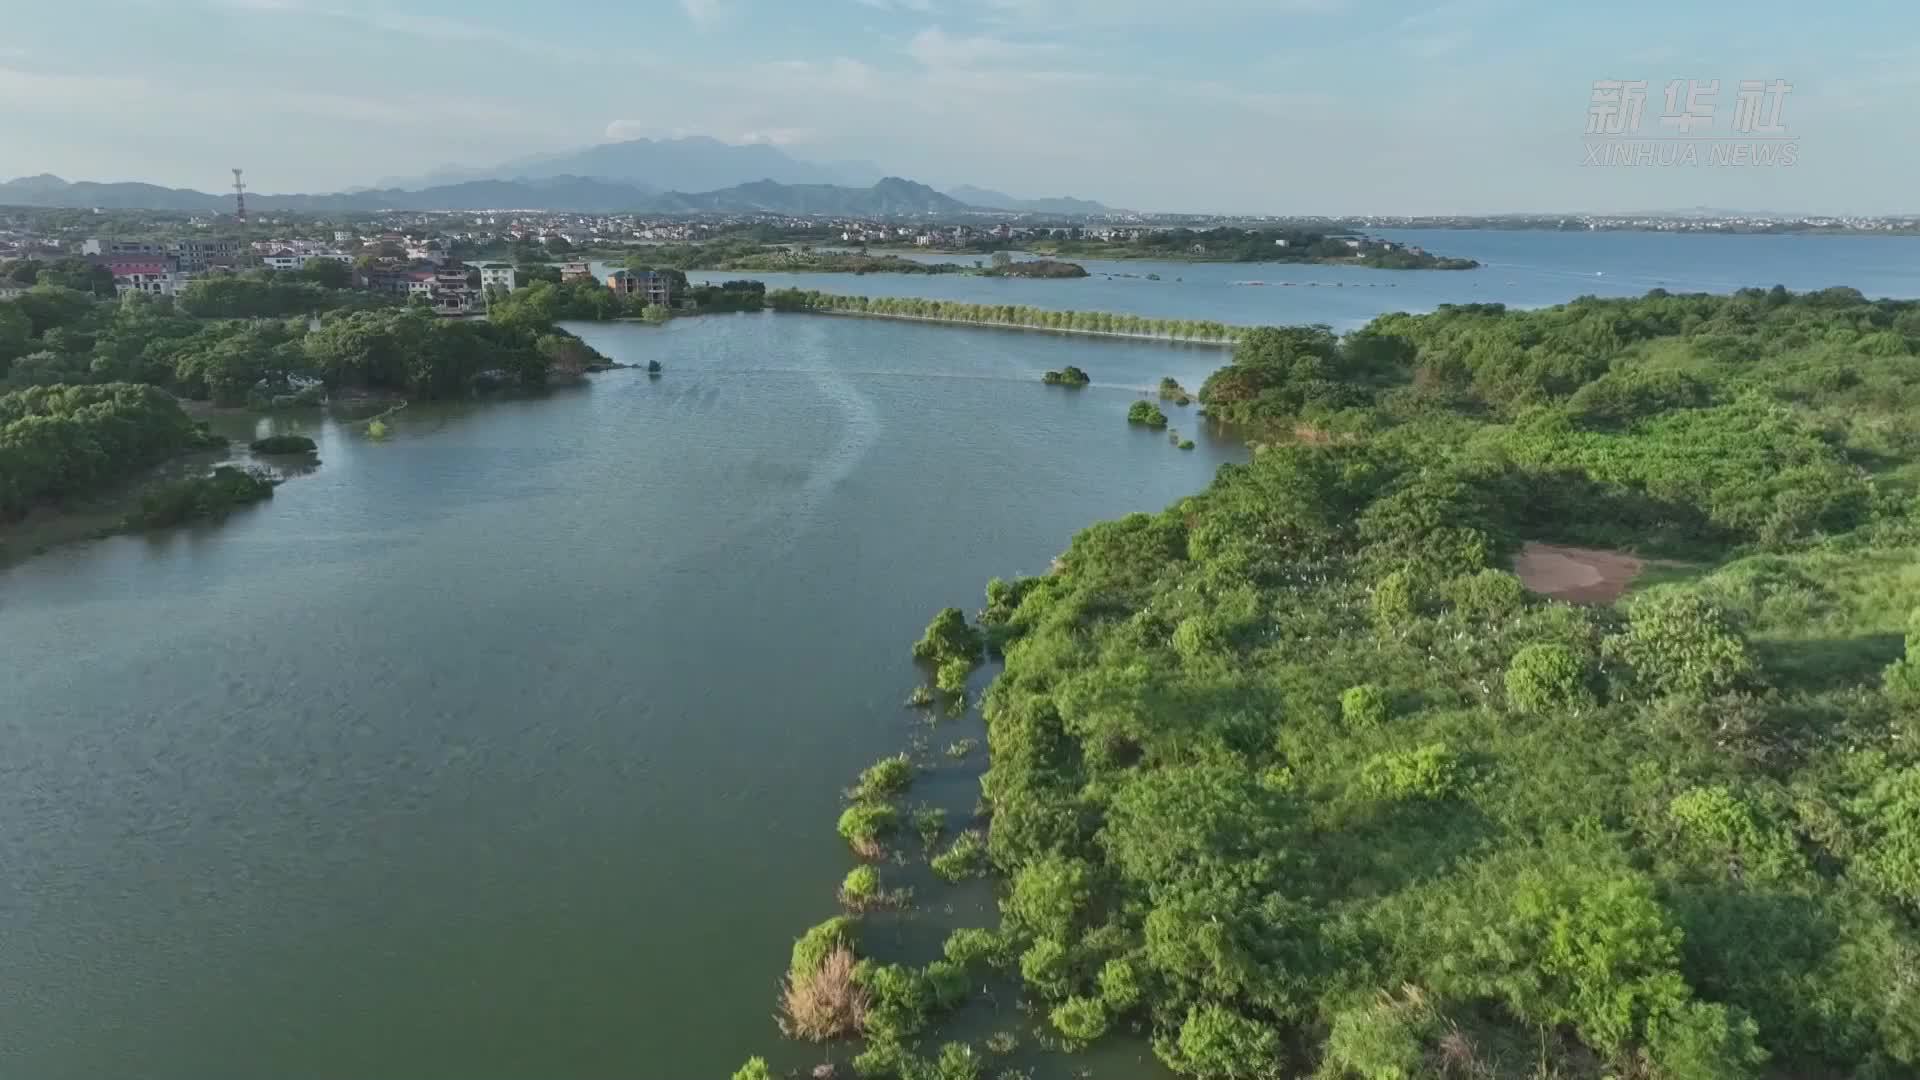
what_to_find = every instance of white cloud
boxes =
[905,26,1059,68]
[855,0,937,10]
[681,0,730,27]
[1401,29,1471,58]
[972,0,1343,28]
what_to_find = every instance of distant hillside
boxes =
[379,135,878,192]
[661,177,968,216]
[946,185,1113,215]
[0,173,972,217]
[0,174,230,211]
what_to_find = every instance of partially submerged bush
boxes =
[936,657,972,694]
[838,803,899,858]
[791,916,856,976]
[933,1042,983,1080]
[840,865,883,910]
[1128,400,1169,428]
[248,434,316,454]
[731,1057,774,1080]
[913,806,946,848]
[931,830,991,881]
[130,466,275,529]
[914,607,984,667]
[1042,365,1091,387]
[944,927,1014,969]
[1051,996,1110,1046]
[779,944,868,1042]
[855,753,915,800]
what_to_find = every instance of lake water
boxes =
[679,228,1920,330]
[6,231,1920,1080]
[0,314,1235,1080]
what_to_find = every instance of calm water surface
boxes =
[0,314,1234,1080]
[6,231,1920,1079]
[679,228,1920,329]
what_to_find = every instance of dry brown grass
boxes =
[777,945,868,1042]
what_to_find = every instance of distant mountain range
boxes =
[372,135,886,193]
[0,172,989,217]
[944,186,1113,215]
[1,135,1120,217]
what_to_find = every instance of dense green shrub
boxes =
[1042,365,1091,386]
[1097,958,1142,1013]
[0,383,219,517]
[837,804,899,856]
[1341,684,1390,728]
[1360,743,1460,801]
[914,607,983,665]
[1505,643,1593,713]
[1157,1005,1283,1079]
[935,656,972,694]
[1319,994,1434,1080]
[1443,568,1529,619]
[1050,996,1109,1045]
[931,830,991,882]
[1128,400,1169,428]
[840,865,882,909]
[943,927,1014,969]
[1604,593,1756,698]
[790,916,856,977]
[855,753,915,800]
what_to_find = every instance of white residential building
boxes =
[478,265,517,292]
[115,271,191,298]
[262,250,306,271]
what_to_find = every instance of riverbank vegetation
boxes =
[1,277,611,406]
[747,286,1920,1080]
[764,289,1244,342]
[128,465,275,528]
[0,382,222,519]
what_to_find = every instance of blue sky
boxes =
[1,0,1915,214]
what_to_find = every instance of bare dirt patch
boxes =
[1513,542,1646,604]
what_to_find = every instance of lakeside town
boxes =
[3,199,1916,313]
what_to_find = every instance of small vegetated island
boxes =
[742,285,1920,1080]
[1040,365,1090,387]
